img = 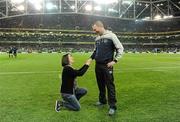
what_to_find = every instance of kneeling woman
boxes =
[55,53,91,111]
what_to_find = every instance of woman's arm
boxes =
[73,59,92,77]
[73,65,89,76]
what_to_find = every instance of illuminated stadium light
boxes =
[145,4,149,8]
[163,15,173,19]
[108,8,113,12]
[157,3,163,6]
[17,5,25,11]
[122,0,132,5]
[46,3,57,10]
[154,15,162,20]
[35,4,42,10]
[29,0,43,4]
[94,6,102,11]
[108,8,118,13]
[85,5,92,11]
[70,6,75,10]
[94,0,118,4]
[28,0,43,10]
[136,3,142,6]
[11,0,24,4]
[142,17,150,20]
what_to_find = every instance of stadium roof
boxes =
[0,0,179,21]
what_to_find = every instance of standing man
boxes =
[90,21,124,116]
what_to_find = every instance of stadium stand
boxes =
[0,14,180,53]
[0,14,180,32]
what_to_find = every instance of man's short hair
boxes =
[61,53,70,67]
[93,21,104,28]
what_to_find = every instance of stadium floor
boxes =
[0,53,180,122]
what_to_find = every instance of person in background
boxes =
[8,47,13,58]
[12,47,18,58]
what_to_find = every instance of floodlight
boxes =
[163,15,173,19]
[94,6,102,11]
[94,0,118,4]
[142,17,150,20]
[17,5,25,11]
[122,0,132,5]
[85,5,92,11]
[154,15,162,20]
[35,4,42,10]
[108,8,118,13]
[11,0,24,4]
[46,3,57,10]
[70,6,75,10]
[29,0,43,4]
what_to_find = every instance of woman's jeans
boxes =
[62,88,87,111]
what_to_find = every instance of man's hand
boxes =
[107,61,116,68]
[85,59,92,65]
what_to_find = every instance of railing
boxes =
[0,28,180,36]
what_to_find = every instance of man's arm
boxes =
[112,33,124,62]
[73,65,89,76]
[71,59,92,77]
[107,33,124,68]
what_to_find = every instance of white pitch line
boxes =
[117,66,180,71]
[0,71,59,75]
[0,66,180,75]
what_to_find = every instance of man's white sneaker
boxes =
[108,108,116,116]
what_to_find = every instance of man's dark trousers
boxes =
[95,62,117,109]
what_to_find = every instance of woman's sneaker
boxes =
[95,101,106,106]
[55,100,62,112]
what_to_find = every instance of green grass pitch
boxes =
[0,53,180,122]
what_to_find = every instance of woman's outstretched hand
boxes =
[85,59,92,65]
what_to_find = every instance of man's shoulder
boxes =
[95,36,100,41]
[106,31,116,37]
[95,30,116,41]
[102,31,116,40]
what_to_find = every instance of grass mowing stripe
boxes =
[0,66,180,75]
